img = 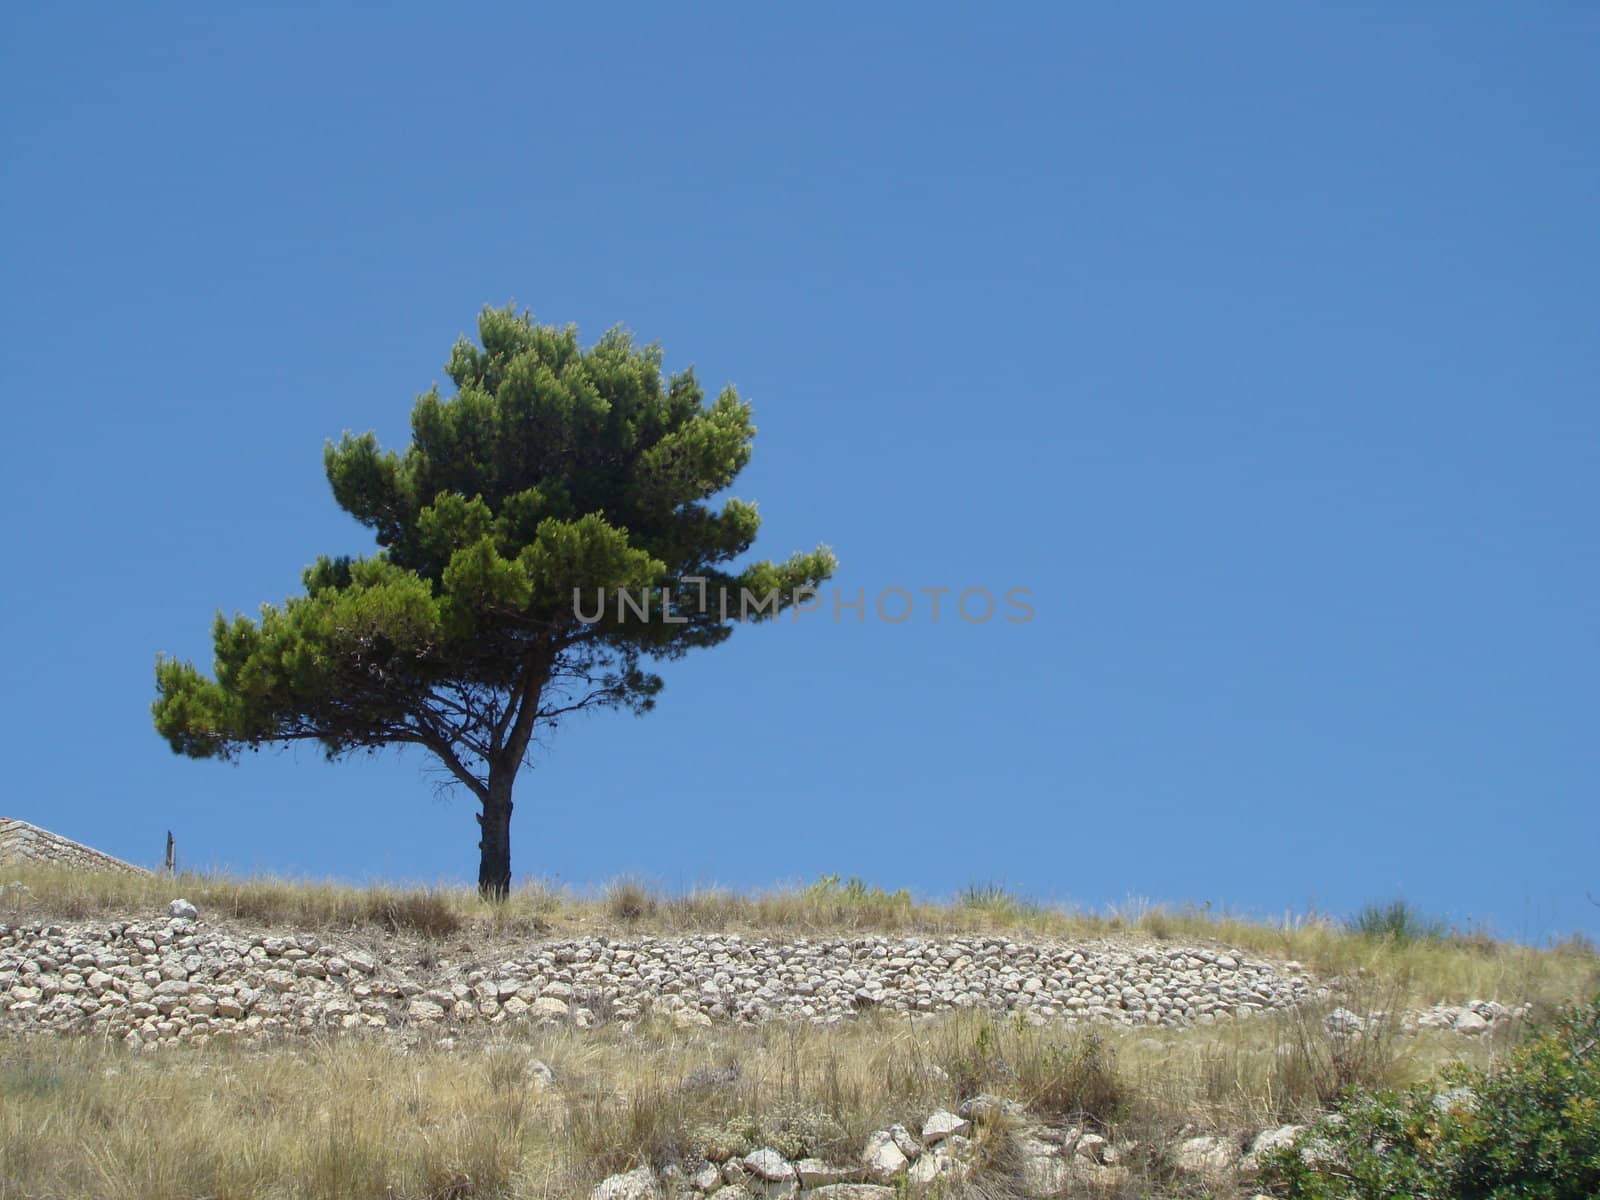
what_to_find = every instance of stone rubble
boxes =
[1323,998,1530,1040]
[589,1107,1313,1198]
[0,906,1514,1054]
[0,911,1329,1047]
[1409,998,1528,1035]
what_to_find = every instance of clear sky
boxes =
[3,5,1595,940]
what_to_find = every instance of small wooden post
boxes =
[164,831,176,875]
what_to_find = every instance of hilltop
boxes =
[1,865,1595,1199]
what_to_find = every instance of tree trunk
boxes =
[477,772,514,900]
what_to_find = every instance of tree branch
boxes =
[411,726,489,800]
[499,658,551,774]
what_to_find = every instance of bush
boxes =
[940,1018,1128,1127]
[1264,993,1600,1199]
[606,878,659,922]
[956,882,1040,920]
[799,874,913,927]
[363,890,461,938]
[1347,898,1448,944]
[805,874,911,906]
[1272,985,1408,1110]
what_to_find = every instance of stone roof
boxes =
[0,817,147,874]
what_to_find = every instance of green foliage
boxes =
[1554,932,1599,959]
[691,1102,847,1162]
[1021,1029,1128,1122]
[0,1063,66,1100]
[154,307,834,891]
[941,1018,1128,1127]
[956,881,1041,920]
[804,874,912,907]
[1264,994,1600,1200]
[1347,898,1449,944]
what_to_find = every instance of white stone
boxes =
[1073,1133,1108,1162]
[590,1166,658,1200]
[1176,1135,1236,1177]
[689,1162,722,1191]
[1249,1125,1301,1156]
[861,1131,909,1179]
[741,1149,793,1182]
[793,1160,853,1188]
[1324,1007,1364,1034]
[530,996,569,1021]
[1021,1156,1075,1196]
[906,1156,940,1187]
[1431,1086,1477,1112]
[888,1124,920,1159]
[920,1109,968,1143]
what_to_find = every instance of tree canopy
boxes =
[154,306,834,895]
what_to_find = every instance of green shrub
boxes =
[803,874,912,911]
[956,881,1040,920]
[689,1103,846,1162]
[1347,898,1448,944]
[1264,993,1600,1199]
[940,1018,1128,1127]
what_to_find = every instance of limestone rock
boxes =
[407,998,446,1021]
[1021,1155,1075,1196]
[741,1149,793,1182]
[1176,1134,1237,1177]
[1325,1007,1364,1034]
[905,1156,940,1187]
[688,1161,722,1191]
[861,1130,909,1179]
[887,1124,920,1159]
[591,1166,659,1200]
[1073,1133,1108,1162]
[1242,1124,1302,1174]
[1431,1087,1477,1113]
[921,1109,969,1143]
[530,996,569,1021]
[957,1094,1024,1121]
[793,1159,854,1188]
[0,920,1319,1047]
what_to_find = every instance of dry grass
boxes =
[1,864,1592,1197]
[0,991,1541,1200]
[604,877,659,924]
[3,864,1594,1013]
[1,869,1592,1197]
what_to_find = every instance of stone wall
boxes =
[0,817,147,874]
[0,912,1326,1049]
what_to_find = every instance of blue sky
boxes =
[2,5,1596,940]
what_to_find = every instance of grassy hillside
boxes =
[1,867,1595,1199]
[3,864,1593,1010]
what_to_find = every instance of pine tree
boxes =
[154,306,834,896]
